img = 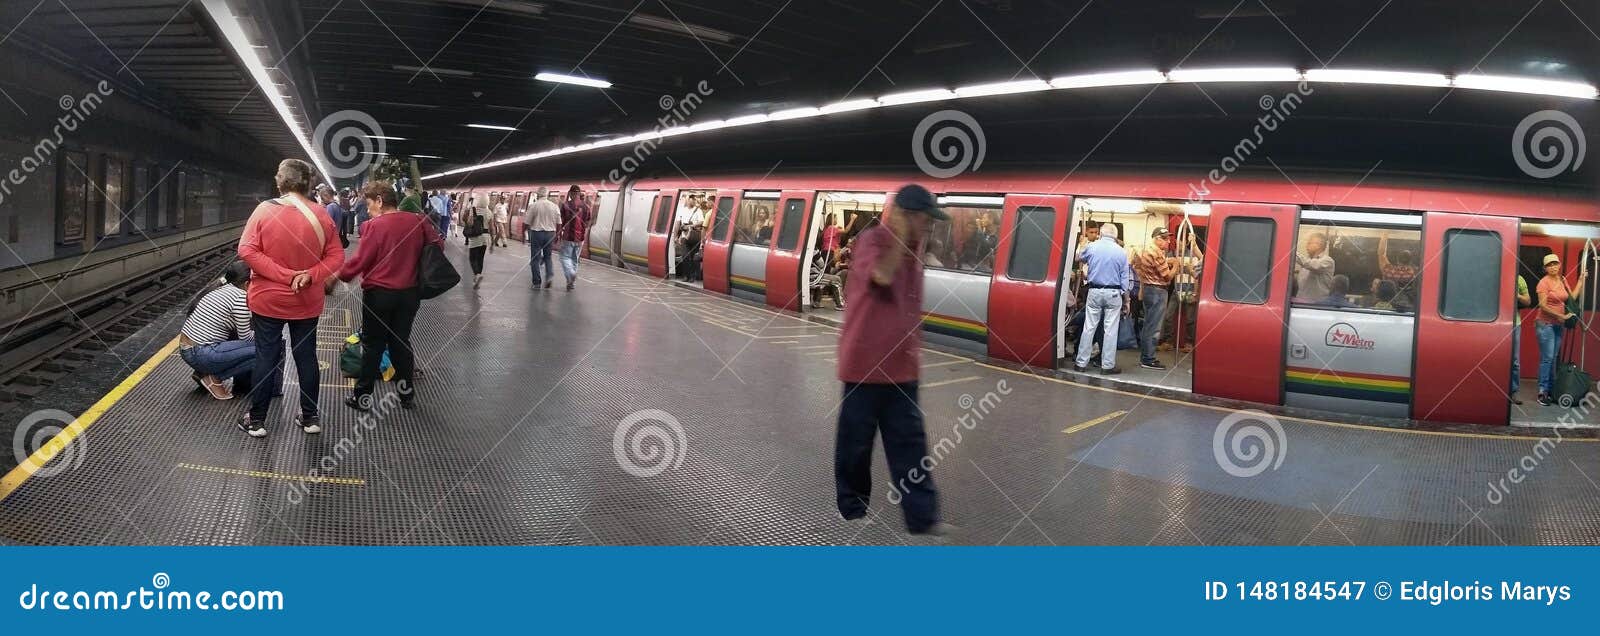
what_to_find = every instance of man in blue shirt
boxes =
[324,187,349,248]
[1074,223,1133,374]
[430,190,452,237]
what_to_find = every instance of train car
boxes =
[477,171,1597,427]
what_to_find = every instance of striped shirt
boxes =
[181,285,252,346]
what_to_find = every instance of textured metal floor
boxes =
[3,239,1600,545]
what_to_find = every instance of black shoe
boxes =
[1140,360,1167,370]
[1510,393,1523,405]
[566,281,574,291]
[237,412,267,438]
[191,371,205,391]
[1073,363,1089,372]
[1101,367,1123,375]
[1537,393,1553,406]
[295,412,321,434]
[345,394,373,412]
[400,398,417,410]
[544,281,552,289]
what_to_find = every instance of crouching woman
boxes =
[179,261,255,400]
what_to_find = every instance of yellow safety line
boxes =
[1064,410,1129,434]
[922,359,971,369]
[0,338,182,502]
[976,362,1596,442]
[177,463,365,486]
[921,376,981,389]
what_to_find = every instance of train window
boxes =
[734,199,775,246]
[1006,206,1055,282]
[102,157,126,237]
[711,197,735,242]
[57,151,88,243]
[926,206,1001,273]
[144,165,162,231]
[1439,229,1501,322]
[1215,217,1275,304]
[776,198,806,251]
[1290,218,1421,313]
[652,196,672,234]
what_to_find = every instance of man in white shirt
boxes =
[524,187,562,289]
[492,197,510,250]
[676,196,709,280]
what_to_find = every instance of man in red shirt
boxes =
[236,159,345,438]
[338,181,442,411]
[557,185,591,291]
[834,184,951,536]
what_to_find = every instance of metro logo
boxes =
[1325,322,1376,350]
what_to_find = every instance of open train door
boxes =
[1412,212,1518,426]
[646,189,677,278]
[765,190,816,310]
[702,190,741,294]
[989,194,1071,367]
[1193,203,1298,404]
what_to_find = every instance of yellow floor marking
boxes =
[770,340,800,344]
[805,350,834,356]
[177,463,365,486]
[923,348,972,361]
[792,344,835,350]
[922,359,971,369]
[921,376,981,388]
[975,362,1596,443]
[1063,410,1129,434]
[0,338,181,502]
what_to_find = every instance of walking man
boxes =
[1132,227,1179,370]
[1074,223,1132,374]
[235,159,344,438]
[525,187,561,289]
[557,185,590,291]
[492,196,510,249]
[834,184,952,536]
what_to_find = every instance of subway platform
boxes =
[2,240,1599,546]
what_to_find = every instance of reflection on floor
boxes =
[1062,342,1195,392]
[1511,384,1600,429]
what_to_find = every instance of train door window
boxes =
[734,198,776,245]
[927,206,1001,273]
[816,192,886,249]
[652,196,672,234]
[776,198,806,251]
[1439,229,1502,322]
[1214,217,1275,304]
[711,196,735,242]
[57,150,88,244]
[102,157,126,237]
[1289,213,1421,313]
[1007,206,1056,282]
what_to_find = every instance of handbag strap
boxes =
[279,194,327,250]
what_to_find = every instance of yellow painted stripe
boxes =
[1285,369,1409,390]
[921,375,981,388]
[976,362,1595,443]
[0,338,181,502]
[178,463,365,486]
[1063,410,1129,434]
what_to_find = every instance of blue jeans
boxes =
[1139,285,1168,365]
[1536,322,1564,395]
[249,314,320,421]
[559,240,581,284]
[1511,321,1522,395]
[180,339,255,382]
[835,382,939,532]
[528,230,556,285]
[1076,288,1122,370]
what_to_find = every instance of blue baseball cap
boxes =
[894,184,949,220]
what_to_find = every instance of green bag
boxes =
[339,333,364,378]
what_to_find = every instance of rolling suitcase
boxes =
[1553,327,1590,408]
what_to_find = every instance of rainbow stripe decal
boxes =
[730,275,766,294]
[588,245,612,257]
[1284,366,1410,404]
[922,311,988,343]
[622,252,648,266]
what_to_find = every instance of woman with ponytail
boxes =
[179,260,255,400]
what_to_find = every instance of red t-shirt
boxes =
[238,196,344,320]
[837,226,922,384]
[1537,276,1572,324]
[339,211,442,290]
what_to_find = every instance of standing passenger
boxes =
[492,196,510,249]
[1074,224,1133,374]
[1132,227,1179,370]
[339,181,440,411]
[324,187,349,249]
[834,184,952,536]
[557,185,590,291]
[431,190,452,238]
[1512,273,1531,404]
[463,206,489,288]
[1294,233,1335,299]
[525,188,561,289]
[1535,253,1585,405]
[235,159,344,438]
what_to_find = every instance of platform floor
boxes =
[3,240,1600,545]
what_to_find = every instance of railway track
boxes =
[0,243,238,415]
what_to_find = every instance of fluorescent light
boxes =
[768,107,820,121]
[1181,203,1211,216]
[953,79,1050,97]
[1526,223,1600,239]
[1080,198,1146,214]
[1050,70,1167,89]
[1167,67,1303,83]
[628,14,736,44]
[724,114,770,127]
[409,154,443,159]
[1300,210,1421,226]
[535,72,611,89]
[939,195,1005,206]
[391,64,474,77]
[359,151,387,155]
[1304,69,1449,87]
[367,135,407,141]
[687,119,728,132]
[877,88,955,106]
[466,123,519,131]
[380,101,438,109]
[819,99,878,114]
[1452,74,1598,99]
[743,191,781,199]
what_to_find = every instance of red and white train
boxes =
[452,171,1599,427]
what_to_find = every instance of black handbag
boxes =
[416,238,461,299]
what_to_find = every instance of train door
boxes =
[989,194,1069,367]
[766,190,817,310]
[510,191,527,241]
[702,190,741,294]
[803,192,888,311]
[620,189,656,272]
[1413,212,1518,425]
[646,189,676,278]
[1193,203,1298,405]
[588,190,621,265]
[728,192,778,302]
